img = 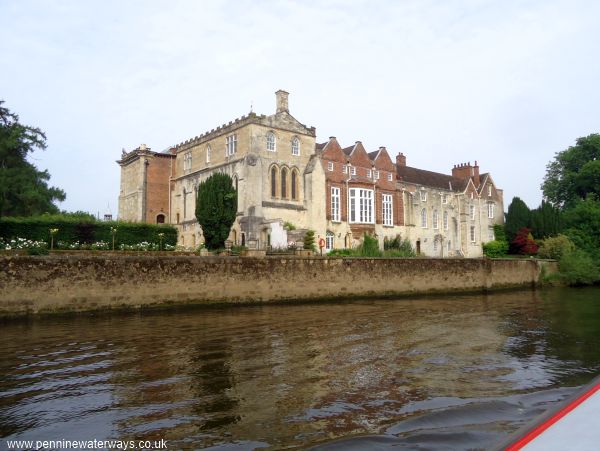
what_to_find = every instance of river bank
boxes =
[0,255,556,317]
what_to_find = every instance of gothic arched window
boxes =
[291,170,298,200]
[270,166,277,198]
[281,167,288,199]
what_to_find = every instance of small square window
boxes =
[351,167,356,176]
[327,161,334,171]
[387,173,393,182]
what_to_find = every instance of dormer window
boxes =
[291,137,299,156]
[266,132,276,152]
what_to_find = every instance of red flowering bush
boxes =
[510,227,539,255]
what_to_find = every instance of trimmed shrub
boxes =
[0,217,177,247]
[493,224,507,242]
[483,240,509,258]
[538,234,576,260]
[303,230,316,251]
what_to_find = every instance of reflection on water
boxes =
[1,288,600,450]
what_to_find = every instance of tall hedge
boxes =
[0,217,177,246]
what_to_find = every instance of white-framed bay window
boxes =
[349,188,374,223]
[382,193,393,226]
[331,186,341,222]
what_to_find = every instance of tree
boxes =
[0,101,66,218]
[562,195,600,259]
[195,173,237,250]
[529,200,562,239]
[504,197,531,241]
[542,134,600,208]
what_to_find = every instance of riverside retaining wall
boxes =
[0,255,556,317]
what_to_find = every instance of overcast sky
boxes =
[1,0,599,217]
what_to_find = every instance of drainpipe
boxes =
[345,164,352,247]
[142,158,149,223]
[457,192,462,256]
[440,191,444,258]
[168,155,173,224]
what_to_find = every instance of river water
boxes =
[1,288,600,450]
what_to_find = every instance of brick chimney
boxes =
[396,152,406,167]
[452,161,480,186]
[275,90,289,113]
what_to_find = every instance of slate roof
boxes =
[396,165,470,192]
[342,145,354,156]
[315,142,327,152]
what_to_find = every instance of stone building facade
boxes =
[117,90,503,256]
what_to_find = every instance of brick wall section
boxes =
[320,138,404,226]
[0,256,557,317]
[145,154,174,223]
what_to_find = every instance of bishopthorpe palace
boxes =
[117,90,503,257]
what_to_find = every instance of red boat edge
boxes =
[496,374,600,450]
